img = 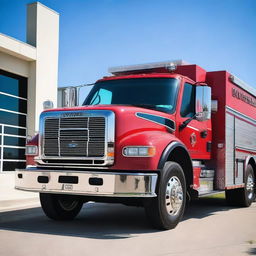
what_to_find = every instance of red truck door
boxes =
[177,81,211,160]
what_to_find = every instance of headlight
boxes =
[26,145,38,155]
[123,146,155,157]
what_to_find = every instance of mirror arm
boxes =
[179,114,197,131]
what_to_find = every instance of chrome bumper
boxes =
[15,168,158,197]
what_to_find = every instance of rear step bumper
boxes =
[15,168,158,197]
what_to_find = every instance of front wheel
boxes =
[40,193,83,220]
[144,161,186,230]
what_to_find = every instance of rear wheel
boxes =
[225,164,255,207]
[144,161,186,230]
[40,193,83,220]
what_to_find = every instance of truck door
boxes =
[178,82,211,160]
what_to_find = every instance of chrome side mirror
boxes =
[195,86,211,121]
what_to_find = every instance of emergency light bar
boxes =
[109,60,189,75]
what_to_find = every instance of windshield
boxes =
[83,78,179,114]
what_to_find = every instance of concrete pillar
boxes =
[26,2,59,135]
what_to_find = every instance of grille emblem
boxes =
[68,143,78,148]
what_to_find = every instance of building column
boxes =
[26,2,59,136]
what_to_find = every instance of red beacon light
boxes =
[108,60,189,76]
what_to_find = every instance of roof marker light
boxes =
[108,60,189,75]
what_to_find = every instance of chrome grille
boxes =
[44,116,106,157]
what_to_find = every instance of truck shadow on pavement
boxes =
[0,197,242,240]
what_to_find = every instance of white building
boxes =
[0,2,59,172]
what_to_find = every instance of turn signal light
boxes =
[107,152,115,157]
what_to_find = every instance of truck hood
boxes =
[43,105,176,136]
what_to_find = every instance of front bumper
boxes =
[15,168,158,197]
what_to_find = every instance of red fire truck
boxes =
[15,60,256,230]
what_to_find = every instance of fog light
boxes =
[26,145,38,155]
[123,146,155,157]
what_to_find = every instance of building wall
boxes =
[0,51,30,77]
[27,3,59,134]
[0,2,59,171]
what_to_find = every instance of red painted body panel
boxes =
[226,72,256,120]
[45,105,182,171]
[176,65,207,83]
[27,63,256,193]
[206,71,227,189]
[206,71,256,189]
[175,77,212,160]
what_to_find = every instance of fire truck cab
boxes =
[15,60,256,230]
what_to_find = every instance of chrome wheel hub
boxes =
[165,176,183,216]
[246,174,254,200]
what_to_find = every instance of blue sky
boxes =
[0,0,256,90]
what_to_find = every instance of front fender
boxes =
[158,141,191,169]
[112,130,182,170]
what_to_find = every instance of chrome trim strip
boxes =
[236,146,256,154]
[229,74,256,97]
[32,165,110,169]
[57,117,60,157]
[4,159,26,162]
[226,106,256,125]
[37,110,115,167]
[36,159,113,167]
[135,112,176,131]
[187,125,200,132]
[15,168,158,198]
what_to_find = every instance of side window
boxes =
[180,83,195,117]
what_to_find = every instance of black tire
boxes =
[144,161,186,230]
[225,164,255,207]
[40,193,83,220]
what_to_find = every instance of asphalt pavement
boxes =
[0,172,255,256]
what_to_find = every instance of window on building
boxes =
[0,70,27,172]
[180,83,195,117]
